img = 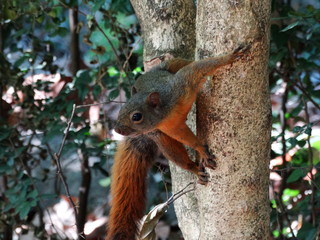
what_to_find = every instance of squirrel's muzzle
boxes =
[114,124,136,136]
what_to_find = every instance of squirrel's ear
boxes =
[131,86,137,96]
[146,92,160,108]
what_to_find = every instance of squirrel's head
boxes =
[114,91,162,136]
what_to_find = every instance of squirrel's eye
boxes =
[131,112,143,123]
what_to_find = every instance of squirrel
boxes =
[106,45,250,240]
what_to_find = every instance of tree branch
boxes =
[75,100,125,109]
[53,104,79,228]
[303,98,316,226]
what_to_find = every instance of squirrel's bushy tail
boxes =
[106,136,157,240]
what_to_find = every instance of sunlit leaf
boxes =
[99,177,111,187]
[283,188,300,197]
[280,21,300,32]
[312,141,320,150]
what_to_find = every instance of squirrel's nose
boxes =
[114,124,134,136]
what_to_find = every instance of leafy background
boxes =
[0,0,320,239]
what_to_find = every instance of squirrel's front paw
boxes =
[200,145,217,170]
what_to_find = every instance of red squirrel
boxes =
[106,45,249,240]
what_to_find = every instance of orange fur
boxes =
[152,132,199,175]
[106,137,156,240]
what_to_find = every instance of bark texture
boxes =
[195,1,271,239]
[130,0,196,61]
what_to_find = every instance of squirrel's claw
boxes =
[197,169,210,185]
[232,44,251,60]
[203,157,217,170]
[200,145,217,170]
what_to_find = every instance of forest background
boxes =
[0,0,320,239]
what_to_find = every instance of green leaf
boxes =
[50,27,69,37]
[13,147,26,158]
[292,126,303,133]
[99,177,111,187]
[17,202,32,219]
[290,102,303,117]
[108,67,119,77]
[90,0,105,12]
[0,164,12,174]
[40,194,57,199]
[272,230,279,238]
[305,126,312,136]
[312,140,320,150]
[284,113,290,119]
[0,127,12,141]
[287,169,307,183]
[28,189,39,199]
[282,189,300,203]
[297,222,317,240]
[109,89,120,100]
[13,55,29,68]
[297,140,306,148]
[92,85,102,99]
[133,67,142,74]
[288,137,297,148]
[280,21,300,32]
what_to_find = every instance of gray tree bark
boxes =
[130,0,196,61]
[129,0,271,239]
[194,1,271,239]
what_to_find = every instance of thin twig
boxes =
[272,166,319,172]
[75,100,125,109]
[167,181,196,205]
[94,21,124,71]
[277,79,289,239]
[122,37,142,71]
[279,82,288,193]
[303,98,316,226]
[274,192,297,239]
[53,104,79,221]
[45,209,66,240]
[156,164,169,200]
[270,183,285,239]
[55,104,76,158]
[295,83,320,111]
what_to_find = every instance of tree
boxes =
[130,0,271,239]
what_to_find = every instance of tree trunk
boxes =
[195,1,271,239]
[130,0,196,61]
[130,0,271,239]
